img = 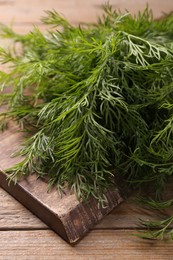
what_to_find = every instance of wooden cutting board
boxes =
[0,122,123,243]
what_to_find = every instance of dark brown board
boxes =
[0,122,123,243]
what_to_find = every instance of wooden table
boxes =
[1,1,173,259]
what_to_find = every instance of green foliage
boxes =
[1,4,173,238]
[135,216,173,240]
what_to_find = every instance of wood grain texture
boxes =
[0,230,173,260]
[0,188,47,230]
[1,183,172,231]
[0,171,123,243]
[1,181,172,230]
[0,122,23,169]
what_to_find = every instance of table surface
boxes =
[1,1,173,259]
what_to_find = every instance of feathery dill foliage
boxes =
[1,4,173,239]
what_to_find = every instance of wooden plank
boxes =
[0,124,123,243]
[0,171,123,243]
[0,229,172,260]
[1,181,173,231]
[0,122,24,169]
[0,187,47,229]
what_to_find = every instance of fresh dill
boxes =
[1,4,173,240]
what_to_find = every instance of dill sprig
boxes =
[1,4,173,238]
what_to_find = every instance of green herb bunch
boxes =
[1,4,173,239]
